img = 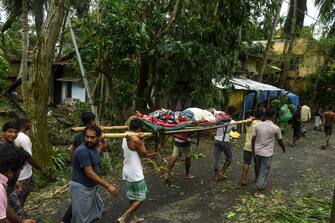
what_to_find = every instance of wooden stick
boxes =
[102,119,252,138]
[71,125,128,132]
[161,119,252,134]
[103,132,153,138]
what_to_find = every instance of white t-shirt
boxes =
[14,132,33,181]
[0,174,8,220]
[215,120,237,142]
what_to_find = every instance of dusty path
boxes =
[29,125,335,222]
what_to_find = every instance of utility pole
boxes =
[66,17,100,125]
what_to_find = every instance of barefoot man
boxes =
[213,106,237,180]
[241,111,262,185]
[322,106,335,147]
[252,108,286,198]
[118,118,158,223]
[164,132,194,183]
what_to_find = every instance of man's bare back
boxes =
[324,111,335,123]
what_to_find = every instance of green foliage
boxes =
[64,0,280,120]
[100,139,124,176]
[191,151,206,160]
[49,146,68,174]
[271,97,291,111]
[0,49,9,88]
[35,146,69,188]
[306,72,335,106]
[227,173,334,222]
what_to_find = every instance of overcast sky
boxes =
[281,0,320,26]
[0,0,323,35]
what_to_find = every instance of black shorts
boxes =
[325,122,332,136]
[293,126,301,138]
[243,150,253,165]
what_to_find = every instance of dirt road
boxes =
[28,125,335,222]
[100,126,335,222]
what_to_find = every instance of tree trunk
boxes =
[20,0,30,103]
[135,57,150,112]
[279,0,297,88]
[22,0,65,167]
[331,188,335,223]
[33,0,45,34]
[258,0,284,82]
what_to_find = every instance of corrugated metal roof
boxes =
[213,77,283,91]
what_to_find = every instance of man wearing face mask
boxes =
[0,144,35,223]
[70,125,118,223]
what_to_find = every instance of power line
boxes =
[282,0,322,24]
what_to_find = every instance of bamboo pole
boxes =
[71,125,128,132]
[161,119,252,135]
[102,119,252,138]
[67,17,99,125]
[103,132,154,138]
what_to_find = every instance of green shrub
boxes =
[0,49,9,89]
[35,146,69,188]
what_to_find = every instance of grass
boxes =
[226,171,334,223]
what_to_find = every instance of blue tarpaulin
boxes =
[244,91,280,111]
[244,91,300,112]
[283,91,300,111]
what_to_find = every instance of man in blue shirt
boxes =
[62,112,97,223]
[70,125,118,223]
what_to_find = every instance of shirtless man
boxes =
[321,105,335,147]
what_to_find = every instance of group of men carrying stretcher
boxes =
[3,104,334,222]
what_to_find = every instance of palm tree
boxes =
[0,0,91,33]
[258,0,284,82]
[0,0,44,33]
[311,0,335,107]
[284,0,307,35]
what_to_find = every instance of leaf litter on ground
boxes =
[226,170,334,223]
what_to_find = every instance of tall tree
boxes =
[22,0,65,167]
[258,0,284,81]
[279,0,298,88]
[312,0,335,107]
[331,187,335,223]
[18,0,29,82]
[284,0,307,35]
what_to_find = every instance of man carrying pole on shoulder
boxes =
[70,125,118,223]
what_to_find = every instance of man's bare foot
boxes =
[164,174,172,184]
[218,173,228,179]
[254,192,266,198]
[117,216,126,223]
[241,181,248,186]
[213,174,227,181]
[185,175,195,180]
[130,214,144,223]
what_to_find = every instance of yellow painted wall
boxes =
[270,38,326,77]
[228,91,244,112]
